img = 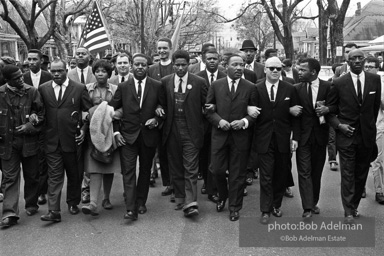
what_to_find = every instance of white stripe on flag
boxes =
[83,34,108,47]
[86,27,105,38]
[88,41,111,51]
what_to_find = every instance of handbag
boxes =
[90,145,114,164]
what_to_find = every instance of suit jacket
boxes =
[291,68,300,84]
[379,62,384,72]
[108,73,132,85]
[206,77,256,151]
[23,70,52,87]
[253,61,265,80]
[188,62,226,74]
[294,80,331,146]
[253,79,300,153]
[67,67,96,85]
[162,73,207,148]
[38,79,92,153]
[109,76,165,147]
[283,76,295,85]
[333,63,348,78]
[326,71,381,148]
[243,69,257,84]
[148,62,175,81]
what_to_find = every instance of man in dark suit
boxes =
[161,50,207,217]
[39,59,92,222]
[326,49,381,224]
[196,49,226,203]
[148,38,174,197]
[282,59,299,83]
[293,58,332,218]
[109,54,165,221]
[206,53,256,221]
[254,57,300,224]
[240,39,265,80]
[108,53,132,84]
[378,56,384,72]
[188,43,226,74]
[333,43,358,79]
[22,49,52,206]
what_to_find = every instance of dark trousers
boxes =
[158,129,171,186]
[200,129,218,195]
[37,133,48,196]
[296,134,327,210]
[120,133,156,211]
[167,120,199,207]
[328,126,337,163]
[259,134,290,213]
[1,136,39,219]
[338,133,372,215]
[211,134,248,212]
[45,146,81,211]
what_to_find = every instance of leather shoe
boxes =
[1,217,18,228]
[353,209,360,218]
[260,212,270,224]
[311,205,320,214]
[201,183,207,194]
[245,177,253,185]
[208,194,219,203]
[102,199,113,210]
[302,210,312,218]
[216,200,226,212]
[26,208,38,216]
[376,193,384,204]
[284,187,294,198]
[138,205,147,214]
[124,210,138,221]
[82,204,99,216]
[272,207,282,217]
[174,203,185,210]
[38,194,47,205]
[344,215,354,224]
[361,188,366,198]
[161,186,174,196]
[41,211,61,222]
[68,205,80,215]
[184,207,199,217]
[229,211,240,221]
[330,162,338,171]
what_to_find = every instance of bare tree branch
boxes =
[201,2,259,23]
[35,0,56,20]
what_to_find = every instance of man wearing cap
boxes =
[23,49,53,206]
[240,39,265,80]
[0,65,44,228]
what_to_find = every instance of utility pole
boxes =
[140,0,145,53]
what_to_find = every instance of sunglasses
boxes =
[267,67,282,71]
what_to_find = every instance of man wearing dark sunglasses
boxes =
[253,57,300,224]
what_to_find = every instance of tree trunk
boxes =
[317,0,329,65]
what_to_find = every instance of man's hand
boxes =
[289,105,303,117]
[115,133,126,147]
[205,104,216,113]
[155,107,165,117]
[15,123,33,134]
[338,124,355,137]
[247,106,261,118]
[291,140,298,153]
[145,118,158,129]
[219,119,231,131]
[75,129,85,145]
[230,120,245,130]
[315,105,329,117]
[29,113,39,125]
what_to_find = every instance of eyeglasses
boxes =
[267,67,282,71]
[364,65,377,69]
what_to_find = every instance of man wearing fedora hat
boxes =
[240,40,265,81]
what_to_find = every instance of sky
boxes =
[213,0,373,48]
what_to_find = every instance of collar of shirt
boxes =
[206,69,218,83]
[350,71,365,95]
[52,78,69,89]
[266,80,279,95]
[310,78,320,88]
[200,62,206,71]
[31,69,41,77]
[174,73,188,93]
[134,77,146,107]
[160,59,172,66]
[30,69,42,88]
[246,62,254,70]
[88,82,112,93]
[76,66,89,81]
[226,76,240,91]
[119,74,129,83]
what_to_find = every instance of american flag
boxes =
[79,1,111,54]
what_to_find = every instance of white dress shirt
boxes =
[308,78,320,108]
[350,71,365,98]
[174,73,189,93]
[206,70,218,85]
[266,80,279,101]
[133,77,146,108]
[31,69,42,89]
[52,78,69,100]
[76,66,90,83]
[119,74,129,83]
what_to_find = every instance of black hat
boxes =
[240,40,257,51]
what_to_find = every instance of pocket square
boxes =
[369,91,376,94]
[284,97,290,100]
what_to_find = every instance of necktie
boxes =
[210,73,214,85]
[357,75,362,105]
[308,82,313,108]
[178,78,183,93]
[81,69,85,84]
[270,84,275,101]
[138,80,142,101]
[57,84,62,104]
[231,80,235,97]
[121,76,125,83]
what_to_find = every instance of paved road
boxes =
[0,155,383,256]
